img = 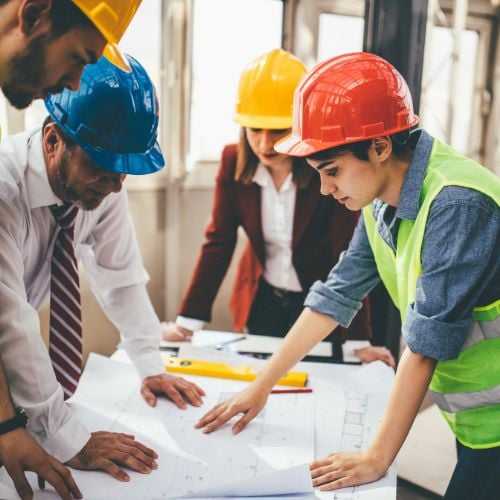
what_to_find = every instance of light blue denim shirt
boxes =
[305,130,500,361]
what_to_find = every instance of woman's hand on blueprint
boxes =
[141,373,206,409]
[310,449,387,491]
[355,346,396,368]
[194,383,269,434]
[161,321,193,341]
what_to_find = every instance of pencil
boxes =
[270,388,313,394]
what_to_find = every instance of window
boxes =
[188,0,283,168]
[118,0,162,95]
[317,13,364,61]
[420,26,478,155]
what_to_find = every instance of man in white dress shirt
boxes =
[0,54,205,491]
[0,1,146,498]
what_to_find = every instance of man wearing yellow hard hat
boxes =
[0,0,140,110]
[0,2,143,499]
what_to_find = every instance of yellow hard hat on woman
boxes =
[70,0,142,71]
[233,48,307,129]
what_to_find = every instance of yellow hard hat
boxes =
[233,48,307,129]
[70,0,143,71]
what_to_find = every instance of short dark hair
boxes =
[307,130,414,163]
[43,115,78,149]
[234,128,313,189]
[0,1,94,36]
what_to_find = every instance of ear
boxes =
[19,0,52,36]
[42,122,60,156]
[371,136,392,162]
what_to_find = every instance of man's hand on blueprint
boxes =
[310,450,387,491]
[195,383,269,434]
[141,373,206,409]
[355,346,396,368]
[66,431,158,482]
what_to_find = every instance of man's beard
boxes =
[2,35,64,109]
[56,152,103,211]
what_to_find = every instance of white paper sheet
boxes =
[177,464,312,498]
[0,471,17,500]
[176,344,268,368]
[0,354,314,499]
[0,354,396,500]
[160,330,245,350]
[313,361,396,499]
[160,330,332,357]
[228,334,332,357]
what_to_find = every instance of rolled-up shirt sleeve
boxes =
[78,191,165,379]
[403,307,472,360]
[305,215,380,327]
[403,187,500,360]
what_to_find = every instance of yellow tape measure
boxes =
[165,358,308,387]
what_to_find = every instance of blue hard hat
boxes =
[44,54,165,175]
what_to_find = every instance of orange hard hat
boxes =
[274,52,419,157]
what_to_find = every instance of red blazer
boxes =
[179,144,371,340]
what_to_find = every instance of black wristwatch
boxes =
[0,408,28,436]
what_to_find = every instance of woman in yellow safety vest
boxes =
[194,52,500,499]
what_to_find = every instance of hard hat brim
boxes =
[103,44,131,72]
[275,119,419,157]
[274,133,328,157]
[80,139,166,175]
[233,113,293,130]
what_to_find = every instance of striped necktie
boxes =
[48,203,82,400]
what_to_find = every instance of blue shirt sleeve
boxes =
[304,214,381,327]
[403,186,500,360]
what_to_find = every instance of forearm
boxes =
[369,347,437,467]
[254,307,337,391]
[97,283,165,378]
[0,360,15,420]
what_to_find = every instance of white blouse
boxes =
[252,163,302,292]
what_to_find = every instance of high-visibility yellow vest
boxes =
[363,138,500,448]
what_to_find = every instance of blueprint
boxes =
[313,361,396,500]
[0,352,395,499]
[0,354,314,499]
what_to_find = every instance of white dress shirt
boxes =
[177,163,302,332]
[0,129,165,461]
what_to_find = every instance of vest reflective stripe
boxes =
[432,385,500,413]
[462,315,500,351]
[363,137,500,448]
